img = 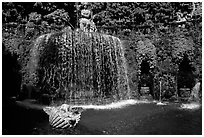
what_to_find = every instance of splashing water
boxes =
[24,30,130,105]
[180,102,201,110]
[73,99,152,110]
[156,101,168,106]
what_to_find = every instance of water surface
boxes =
[2,101,202,135]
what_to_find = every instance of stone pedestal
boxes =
[140,87,153,100]
[79,18,97,32]
[179,88,191,98]
[140,87,150,95]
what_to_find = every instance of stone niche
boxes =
[178,56,195,98]
[139,60,153,97]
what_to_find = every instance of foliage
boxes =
[44,9,70,27]
[3,2,201,32]
[123,33,156,97]
[123,21,201,99]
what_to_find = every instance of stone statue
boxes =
[188,79,201,102]
[43,104,84,128]
[79,2,97,32]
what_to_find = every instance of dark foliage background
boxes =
[2,2,202,102]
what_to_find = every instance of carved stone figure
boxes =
[79,2,97,32]
[189,79,201,102]
[43,104,84,129]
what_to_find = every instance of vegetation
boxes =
[2,2,202,102]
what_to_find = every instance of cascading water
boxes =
[24,29,130,105]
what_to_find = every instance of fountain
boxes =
[22,2,130,129]
[156,81,167,105]
[25,29,130,104]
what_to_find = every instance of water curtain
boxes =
[26,30,130,104]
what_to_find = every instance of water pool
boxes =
[2,100,202,135]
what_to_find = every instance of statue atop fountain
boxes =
[79,2,97,32]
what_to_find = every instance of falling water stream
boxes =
[25,30,130,105]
